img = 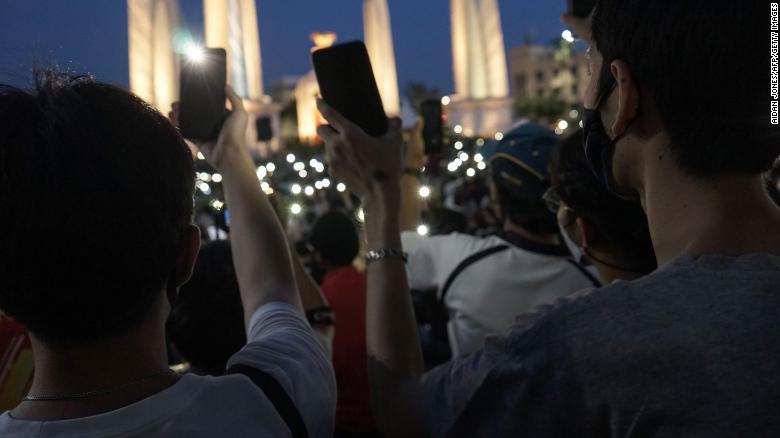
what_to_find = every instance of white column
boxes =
[204,0,264,100]
[478,0,509,98]
[363,0,400,116]
[128,0,180,112]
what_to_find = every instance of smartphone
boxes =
[312,41,388,137]
[179,48,227,140]
[567,0,597,17]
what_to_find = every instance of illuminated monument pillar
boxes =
[203,0,264,100]
[204,0,280,154]
[363,0,400,117]
[127,0,181,112]
[448,0,513,137]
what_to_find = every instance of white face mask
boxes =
[559,222,585,264]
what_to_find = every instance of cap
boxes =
[482,122,558,197]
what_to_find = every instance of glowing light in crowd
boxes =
[211,173,223,183]
[579,120,585,128]
[299,170,308,178]
[441,96,451,106]
[454,141,464,150]
[494,132,504,141]
[210,200,224,211]
[466,168,476,177]
[562,30,575,43]
[293,162,305,171]
[453,158,463,167]
[185,44,205,63]
[476,138,485,146]
[447,162,459,173]
[197,152,205,160]
[322,178,331,188]
[286,153,296,163]
[477,161,487,170]
[198,182,211,195]
[569,109,579,119]
[266,162,276,172]
[291,184,302,195]
[337,183,347,192]
[304,186,315,196]
[474,153,484,162]
[309,159,319,168]
[417,224,429,236]
[198,172,212,182]
[419,185,431,198]
[453,124,463,134]
[459,152,469,162]
[315,181,323,190]
[256,166,267,180]
[260,182,271,192]
[357,208,365,223]
[315,163,325,173]
[558,120,569,131]
[290,203,302,215]
[264,187,274,195]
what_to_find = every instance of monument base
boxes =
[446,96,515,138]
[244,98,283,158]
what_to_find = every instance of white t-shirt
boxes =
[0,302,336,437]
[402,231,598,356]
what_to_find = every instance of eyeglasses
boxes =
[542,187,573,215]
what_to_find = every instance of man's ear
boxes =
[175,225,201,286]
[609,59,640,137]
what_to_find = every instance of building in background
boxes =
[445,0,514,138]
[127,0,180,113]
[363,0,400,117]
[509,43,588,107]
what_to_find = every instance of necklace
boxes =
[22,369,177,402]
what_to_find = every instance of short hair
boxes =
[309,211,360,267]
[490,174,558,236]
[592,0,780,177]
[0,71,195,345]
[551,131,656,273]
[167,240,245,375]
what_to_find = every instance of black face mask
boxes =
[583,89,635,200]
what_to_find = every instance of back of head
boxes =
[167,240,245,375]
[592,0,779,177]
[552,131,656,273]
[484,123,559,235]
[0,71,194,345]
[309,211,360,267]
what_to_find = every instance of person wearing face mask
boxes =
[316,0,780,435]
[545,129,656,284]
[401,122,600,358]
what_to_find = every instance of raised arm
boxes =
[399,120,426,232]
[200,88,301,323]
[317,100,429,437]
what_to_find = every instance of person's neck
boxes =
[12,296,178,421]
[642,160,780,266]
[503,221,558,246]
[588,249,645,285]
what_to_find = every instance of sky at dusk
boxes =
[0,0,569,94]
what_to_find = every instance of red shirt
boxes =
[0,317,33,410]
[321,265,376,433]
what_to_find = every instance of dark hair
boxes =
[490,173,558,235]
[551,131,656,272]
[0,71,195,344]
[592,0,780,177]
[309,211,359,267]
[167,240,245,375]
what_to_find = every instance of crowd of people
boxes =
[1,0,779,436]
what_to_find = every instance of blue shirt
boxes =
[421,254,780,437]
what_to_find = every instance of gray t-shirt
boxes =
[421,254,780,437]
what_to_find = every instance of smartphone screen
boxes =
[180,48,227,141]
[312,41,388,137]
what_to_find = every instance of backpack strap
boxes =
[226,364,309,438]
[439,245,512,303]
[564,259,602,288]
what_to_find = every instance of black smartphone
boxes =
[312,41,388,137]
[179,48,227,141]
[567,0,597,17]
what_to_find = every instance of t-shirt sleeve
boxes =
[402,231,439,290]
[227,302,336,437]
